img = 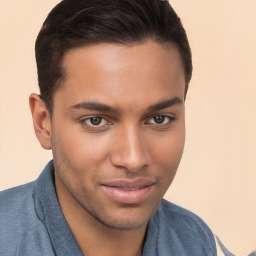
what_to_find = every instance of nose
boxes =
[110,125,151,172]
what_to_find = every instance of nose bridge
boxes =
[110,124,150,172]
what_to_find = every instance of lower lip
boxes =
[102,185,152,205]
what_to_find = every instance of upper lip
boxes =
[102,179,155,189]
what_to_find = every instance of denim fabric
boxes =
[0,160,227,256]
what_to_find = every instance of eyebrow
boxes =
[147,97,183,112]
[69,101,119,113]
[69,97,182,113]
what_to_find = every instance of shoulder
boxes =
[0,182,36,223]
[159,199,212,231]
[0,182,35,217]
[152,199,217,255]
[158,199,214,238]
[0,182,54,255]
[0,181,34,200]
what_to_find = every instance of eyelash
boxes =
[146,115,175,126]
[79,114,176,131]
[81,116,111,129]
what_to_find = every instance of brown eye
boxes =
[89,117,102,126]
[147,115,175,126]
[83,116,107,127]
[153,115,165,124]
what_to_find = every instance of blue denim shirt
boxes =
[0,161,232,255]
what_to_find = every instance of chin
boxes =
[94,215,149,230]
[84,202,157,231]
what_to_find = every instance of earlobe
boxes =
[29,93,52,150]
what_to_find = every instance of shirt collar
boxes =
[33,160,83,255]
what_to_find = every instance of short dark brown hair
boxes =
[35,0,192,112]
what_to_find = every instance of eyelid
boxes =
[79,114,110,122]
[85,116,107,127]
[145,114,176,125]
[79,115,113,131]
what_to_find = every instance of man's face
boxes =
[51,41,186,230]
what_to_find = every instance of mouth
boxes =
[116,186,143,191]
[102,179,155,205]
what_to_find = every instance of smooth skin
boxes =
[30,41,186,256]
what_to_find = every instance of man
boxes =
[0,0,234,255]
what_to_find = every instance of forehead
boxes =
[55,41,185,110]
[62,41,184,80]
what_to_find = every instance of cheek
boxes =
[51,130,115,191]
[149,129,185,182]
[151,130,185,164]
[53,122,112,164]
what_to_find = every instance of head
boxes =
[30,0,192,231]
[35,0,192,113]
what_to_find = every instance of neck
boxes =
[55,174,147,256]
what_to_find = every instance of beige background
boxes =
[0,1,255,255]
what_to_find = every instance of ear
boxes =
[29,93,52,150]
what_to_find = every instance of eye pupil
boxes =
[153,115,165,124]
[90,117,102,125]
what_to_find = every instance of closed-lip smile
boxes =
[101,179,155,205]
